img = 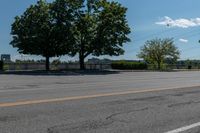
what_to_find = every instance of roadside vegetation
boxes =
[111,61,147,70]
[137,38,180,70]
[2,0,198,72]
[10,0,131,71]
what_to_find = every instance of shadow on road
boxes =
[0,70,120,76]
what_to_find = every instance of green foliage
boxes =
[11,0,131,70]
[53,0,131,69]
[3,64,9,71]
[111,61,147,70]
[52,59,61,65]
[10,0,75,70]
[137,38,180,70]
[52,59,61,70]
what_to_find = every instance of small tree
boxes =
[137,38,180,70]
[10,0,74,71]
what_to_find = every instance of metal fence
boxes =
[147,64,200,70]
[3,63,111,71]
[3,63,200,71]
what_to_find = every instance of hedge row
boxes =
[111,61,147,70]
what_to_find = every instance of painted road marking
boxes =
[0,85,200,107]
[165,122,200,133]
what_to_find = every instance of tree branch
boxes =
[84,52,91,58]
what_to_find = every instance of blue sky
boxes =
[1,0,200,61]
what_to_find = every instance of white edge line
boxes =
[165,122,200,133]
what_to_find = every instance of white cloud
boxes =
[156,16,200,28]
[179,38,188,43]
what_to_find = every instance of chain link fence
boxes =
[3,63,112,71]
[3,62,200,71]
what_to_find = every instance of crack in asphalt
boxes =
[127,96,164,102]
[168,100,200,108]
[0,116,17,122]
[0,84,40,91]
[103,96,164,106]
[168,101,193,108]
[47,119,114,133]
[105,107,149,122]
[47,107,149,133]
[173,90,200,96]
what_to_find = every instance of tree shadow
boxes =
[0,70,120,76]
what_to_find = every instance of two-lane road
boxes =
[1,71,200,133]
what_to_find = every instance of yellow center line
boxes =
[0,85,200,108]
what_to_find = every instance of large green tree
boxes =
[10,0,74,71]
[137,38,180,70]
[54,0,131,70]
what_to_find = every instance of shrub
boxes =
[111,61,147,70]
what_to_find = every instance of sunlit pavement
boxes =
[1,71,200,133]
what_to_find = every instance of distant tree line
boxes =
[10,0,131,71]
[177,60,200,66]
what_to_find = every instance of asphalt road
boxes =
[1,71,200,133]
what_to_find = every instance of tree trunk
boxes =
[157,62,161,70]
[45,56,50,71]
[79,54,85,70]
